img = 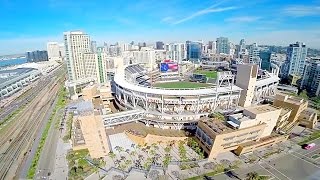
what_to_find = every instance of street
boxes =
[212,138,320,180]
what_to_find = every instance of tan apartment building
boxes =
[195,104,287,159]
[236,64,258,107]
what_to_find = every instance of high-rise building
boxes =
[186,41,201,61]
[283,42,307,77]
[155,41,164,50]
[26,50,48,62]
[301,58,320,96]
[97,48,110,83]
[91,41,97,53]
[47,42,62,61]
[59,43,65,58]
[248,43,260,64]
[165,43,186,63]
[216,37,230,54]
[208,41,216,54]
[122,47,156,70]
[259,51,272,71]
[64,31,92,81]
[237,39,247,58]
[83,53,98,79]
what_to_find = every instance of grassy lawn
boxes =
[63,113,73,142]
[186,164,225,180]
[194,70,218,79]
[153,81,209,89]
[298,130,320,145]
[67,149,105,180]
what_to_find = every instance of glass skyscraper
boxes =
[186,41,201,62]
[259,51,271,71]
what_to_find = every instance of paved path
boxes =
[35,109,63,179]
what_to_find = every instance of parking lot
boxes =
[213,135,320,180]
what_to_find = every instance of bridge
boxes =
[102,109,145,127]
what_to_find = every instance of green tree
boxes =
[246,172,259,180]
[299,90,309,100]
[108,152,116,165]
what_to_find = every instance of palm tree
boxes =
[108,152,116,165]
[246,172,259,180]
[137,144,142,152]
[130,151,136,157]
[125,149,134,161]
[115,146,122,154]
[114,159,121,167]
[131,143,135,149]
[125,159,132,167]
[138,154,144,161]
[164,146,170,153]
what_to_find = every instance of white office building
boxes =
[301,58,320,96]
[47,42,62,62]
[83,53,98,80]
[165,43,186,63]
[283,42,307,77]
[64,31,92,81]
[122,47,156,70]
[64,31,98,99]
[248,43,260,65]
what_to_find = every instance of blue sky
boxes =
[0,0,320,55]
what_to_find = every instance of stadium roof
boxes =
[0,68,37,84]
[114,73,242,96]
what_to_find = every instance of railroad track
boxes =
[0,79,58,146]
[0,67,64,122]
[0,78,61,180]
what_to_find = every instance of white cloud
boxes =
[225,16,261,23]
[172,6,238,25]
[284,5,320,17]
[161,16,173,23]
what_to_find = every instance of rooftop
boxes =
[0,68,37,84]
[244,104,279,115]
[229,113,254,122]
[70,100,94,115]
[200,119,232,134]
[280,108,292,117]
[301,108,317,115]
[275,93,307,105]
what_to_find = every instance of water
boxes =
[0,58,27,67]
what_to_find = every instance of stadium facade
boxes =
[111,62,280,130]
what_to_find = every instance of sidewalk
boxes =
[52,138,70,180]
[51,111,71,180]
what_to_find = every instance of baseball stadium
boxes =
[111,60,280,130]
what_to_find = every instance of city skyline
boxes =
[0,0,320,54]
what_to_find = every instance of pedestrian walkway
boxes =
[52,138,70,179]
